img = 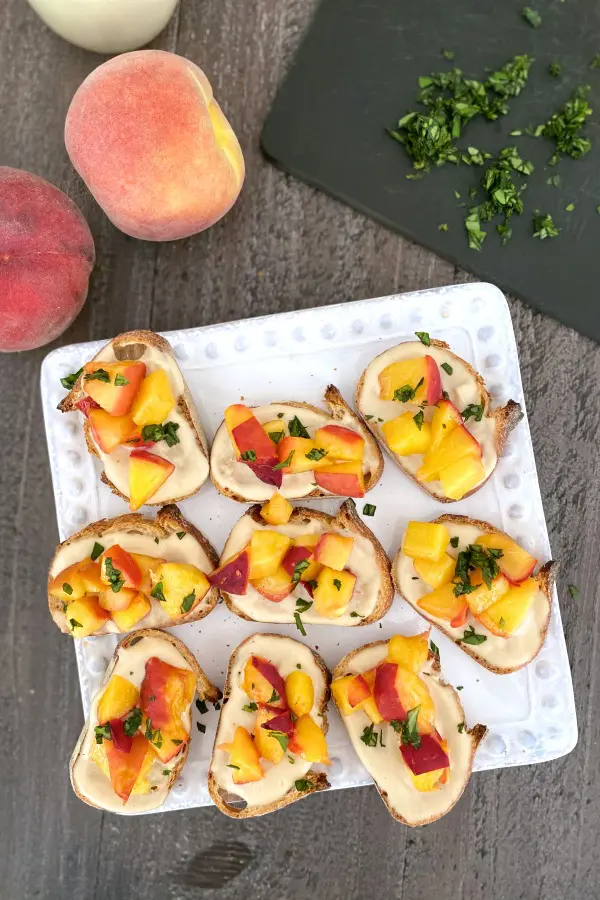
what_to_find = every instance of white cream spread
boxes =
[51,528,214,634]
[89,341,209,502]
[220,513,383,625]
[210,403,380,501]
[210,634,328,809]
[70,635,194,814]
[356,342,498,495]
[338,643,475,825]
[394,523,550,671]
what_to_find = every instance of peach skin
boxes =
[64,50,245,241]
[0,167,94,352]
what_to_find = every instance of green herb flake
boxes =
[458,625,487,645]
[438,223,448,232]
[227,764,240,770]
[91,541,104,561]
[268,431,285,444]
[349,611,365,618]
[241,449,257,461]
[568,584,580,600]
[499,617,506,629]
[94,724,111,744]
[69,618,83,630]
[176,532,186,540]
[103,557,124,593]
[60,367,83,390]
[462,403,484,422]
[333,578,342,591]
[441,362,453,375]
[295,778,312,792]
[591,55,600,70]
[114,374,129,387]
[450,536,459,548]
[288,415,310,438]
[269,730,290,752]
[393,377,424,404]
[243,702,258,712]
[145,719,164,748]
[549,62,562,77]
[546,174,562,188]
[521,7,541,27]
[84,368,110,383]
[429,640,440,657]
[274,450,295,470]
[400,706,422,749]
[457,722,466,733]
[180,591,196,614]
[413,410,425,431]
[151,581,166,603]
[171,739,183,746]
[456,685,464,691]
[441,49,455,61]
[363,503,376,516]
[293,612,306,636]
[538,86,592,166]
[305,447,328,462]
[195,699,208,715]
[62,582,73,596]
[533,211,560,240]
[141,421,180,447]
[123,707,142,737]
[196,722,206,734]
[565,202,575,212]
[268,689,280,704]
[415,331,431,346]
[360,724,379,747]
[295,597,313,613]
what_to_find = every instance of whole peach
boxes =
[64,51,245,242]
[0,167,95,352]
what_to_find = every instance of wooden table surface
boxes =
[2,2,599,898]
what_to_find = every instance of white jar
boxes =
[27,0,180,55]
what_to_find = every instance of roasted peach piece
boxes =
[314,533,353,571]
[88,409,139,454]
[402,521,450,562]
[464,570,510,617]
[100,545,142,591]
[430,399,462,451]
[387,633,429,673]
[66,596,111,636]
[208,548,250,595]
[288,715,330,764]
[218,726,263,784]
[151,562,210,618]
[313,424,365,461]
[242,656,287,708]
[382,413,432,456]
[106,733,153,803]
[417,424,481,482]
[252,567,293,602]
[475,533,537,584]
[248,530,292,580]
[417,583,467,624]
[260,493,293,526]
[130,369,175,428]
[276,437,318,473]
[313,567,356,618]
[49,562,87,602]
[439,457,486,500]
[83,361,146,416]
[129,450,175,510]
[414,553,455,589]
[314,461,365,498]
[285,670,314,717]
[97,674,139,724]
[478,577,538,635]
[111,591,151,631]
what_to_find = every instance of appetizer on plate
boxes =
[48,505,219,637]
[59,330,210,510]
[210,498,394,627]
[209,633,331,817]
[393,517,555,673]
[210,385,383,502]
[355,336,522,501]
[331,632,486,826]
[70,628,219,814]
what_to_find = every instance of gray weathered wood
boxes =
[1,0,599,898]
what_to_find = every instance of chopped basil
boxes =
[268,431,285,444]
[415,331,431,346]
[568,584,580,600]
[456,685,464,691]
[214,701,221,710]
[151,581,166,603]
[180,590,196,614]
[145,719,163,748]
[292,559,310,584]
[227,764,240,770]
[393,377,424,403]
[549,62,562,77]
[306,580,319,591]
[450,536,459,548]
[533,211,560,240]
[241,449,257,461]
[69,618,82,631]
[163,769,171,776]
[62,583,73,596]
[521,7,541,27]
[499,617,506,629]
[94,724,111,744]
[123,707,142,736]
[360,724,379,747]
[413,410,425,431]
[288,416,310,438]
[91,541,104,561]
[364,414,374,420]
[379,730,386,747]
[565,202,575,212]
[288,755,295,764]
[458,722,466,733]
[546,174,562,188]
[60,368,83,390]
[277,412,285,418]
[269,730,289,752]
[458,625,487,645]
[441,362,453,375]
[400,706,421,749]
[453,543,501,598]
[296,663,302,669]
[429,640,440,657]
[196,722,206,734]
[462,403,484,422]
[349,611,364,618]
[114,374,129,386]
[171,738,183,746]
[176,532,186,540]
[295,597,313,614]
[305,447,328,462]
[154,537,159,544]
[103,557,124,593]
[295,778,312,792]
[243,702,258,712]
[84,368,110,383]
[268,689,280,704]
[274,450,295,470]
[294,612,307,636]
[141,421,180,447]
[442,49,455,60]
[333,578,342,591]
[438,223,448,232]
[363,503,376,516]
[195,698,208,715]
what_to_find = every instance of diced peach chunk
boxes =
[83,361,146,416]
[97,674,139,724]
[98,587,137,612]
[331,675,358,716]
[465,570,510,617]
[314,532,354,571]
[439,457,486,500]
[347,674,371,708]
[260,493,293,525]
[430,399,463,452]
[285,669,314,717]
[78,560,105,594]
[151,562,210,618]
[111,591,151,631]
[379,357,428,402]
[106,733,152,803]
[248,530,292,580]
[403,521,450,562]
[417,583,468,623]
[89,408,140,454]
[242,656,287,707]
[130,369,175,428]
[478,577,538,635]
[313,566,356,618]
[314,461,365,498]
[100,545,142,590]
[128,450,174,510]
[475,533,537,584]
[387,633,429,672]
[410,767,448,792]
[288,715,330,764]
[417,424,482,482]
[276,436,318,473]
[281,542,322,583]
[414,553,455,589]
[130,553,165,593]
[218,726,263,784]
[252,566,293,602]
[208,548,250,595]
[49,562,87,602]
[313,424,365,461]
[331,672,384,723]
[254,707,287,764]
[225,405,274,461]
[395,666,435,734]
[382,412,432,456]
[262,420,286,442]
[361,669,384,724]
[65,596,111,636]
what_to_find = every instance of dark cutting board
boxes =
[261,0,600,341]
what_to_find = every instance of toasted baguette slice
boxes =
[49,505,220,636]
[59,329,210,507]
[217,499,393,626]
[393,514,555,673]
[356,339,522,502]
[208,633,331,817]
[210,385,383,502]
[70,628,219,814]
[333,635,487,826]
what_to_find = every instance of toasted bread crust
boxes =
[58,330,209,506]
[208,633,332,817]
[210,384,384,502]
[333,638,487,826]
[48,505,220,636]
[392,513,556,674]
[69,628,219,813]
[355,339,523,503]
[218,499,394,626]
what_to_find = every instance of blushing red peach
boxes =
[64,51,245,241]
[0,166,94,352]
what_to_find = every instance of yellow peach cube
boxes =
[130,369,175,428]
[403,521,450,562]
[97,674,139,723]
[260,493,293,525]
[439,457,486,500]
[387,633,429,672]
[382,412,432,456]
[414,553,456,589]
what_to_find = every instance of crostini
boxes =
[70,628,219,814]
[393,517,555,673]
[208,633,331,817]
[355,336,522,502]
[58,330,210,510]
[48,505,219,637]
[331,631,486,826]
[210,499,393,627]
[210,385,383,502]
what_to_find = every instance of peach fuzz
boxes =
[0,167,94,352]
[65,50,245,241]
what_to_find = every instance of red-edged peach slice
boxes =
[83,360,146,416]
[259,708,295,737]
[288,714,330,764]
[373,662,407,722]
[242,656,287,707]
[208,548,250,594]
[225,404,275,461]
[105,733,152,803]
[378,355,441,405]
[107,717,133,754]
[252,567,294,603]
[100,545,142,591]
[276,436,318,473]
[314,461,365,498]
[347,674,371,708]
[139,657,196,751]
[475,533,537,584]
[314,533,354,571]
[313,424,365,462]
[88,408,140,454]
[76,396,101,418]
[400,733,450,776]
[128,450,175,511]
[430,399,463,452]
[97,674,139,724]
